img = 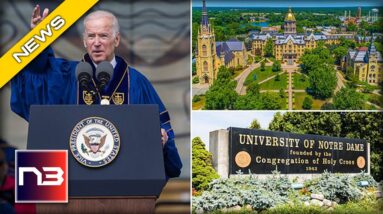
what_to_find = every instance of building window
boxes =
[202,45,207,56]
[203,61,208,72]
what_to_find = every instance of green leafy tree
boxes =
[235,93,284,110]
[260,61,266,71]
[268,112,383,181]
[192,137,219,194]
[300,53,322,74]
[333,46,348,65]
[302,96,313,109]
[341,112,383,180]
[333,87,365,110]
[300,46,334,74]
[192,76,199,84]
[249,119,261,129]
[272,61,281,72]
[321,102,336,110]
[275,73,281,81]
[205,67,238,110]
[264,38,274,57]
[308,65,337,99]
[347,22,357,32]
[246,82,260,96]
[339,36,356,49]
[269,112,342,137]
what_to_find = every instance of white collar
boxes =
[92,57,117,69]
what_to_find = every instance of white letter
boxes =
[24,38,40,53]
[51,16,65,30]
[34,23,53,42]
[19,167,42,186]
[12,46,29,63]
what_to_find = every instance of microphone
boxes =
[76,62,92,90]
[95,61,114,92]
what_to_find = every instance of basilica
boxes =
[195,0,247,84]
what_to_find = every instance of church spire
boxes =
[201,0,209,27]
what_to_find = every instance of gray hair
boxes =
[83,10,120,37]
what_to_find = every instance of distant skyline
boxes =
[192,0,383,8]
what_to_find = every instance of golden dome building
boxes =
[284,8,297,35]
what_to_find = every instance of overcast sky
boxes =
[192,111,283,149]
[192,0,383,7]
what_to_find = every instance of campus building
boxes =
[195,0,247,84]
[251,8,353,64]
[345,43,383,85]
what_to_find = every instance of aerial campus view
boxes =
[191,0,383,110]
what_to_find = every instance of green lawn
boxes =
[293,73,310,90]
[260,73,288,90]
[192,95,205,110]
[366,93,383,109]
[244,66,277,86]
[294,92,328,110]
[233,68,244,79]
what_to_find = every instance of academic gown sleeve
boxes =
[10,47,78,121]
[130,68,183,178]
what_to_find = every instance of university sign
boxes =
[229,127,368,174]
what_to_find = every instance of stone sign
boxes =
[230,127,368,174]
[209,127,369,177]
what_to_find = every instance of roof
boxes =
[216,40,245,64]
[275,34,305,45]
[216,42,235,64]
[348,49,367,62]
[250,33,272,41]
[225,41,245,51]
[285,8,296,22]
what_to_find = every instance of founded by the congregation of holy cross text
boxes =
[228,127,368,174]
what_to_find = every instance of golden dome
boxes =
[285,8,296,21]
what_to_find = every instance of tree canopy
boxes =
[308,65,337,99]
[205,66,238,110]
[249,119,261,129]
[268,112,383,181]
[333,87,366,110]
[192,137,219,194]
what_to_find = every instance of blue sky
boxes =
[192,0,383,7]
[192,111,283,149]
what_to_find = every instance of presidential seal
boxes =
[69,117,120,167]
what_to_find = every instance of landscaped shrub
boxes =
[305,171,363,203]
[193,76,200,84]
[192,171,379,213]
[193,95,201,103]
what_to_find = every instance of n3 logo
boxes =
[15,150,68,203]
[18,167,64,186]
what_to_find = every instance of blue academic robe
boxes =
[11,47,182,178]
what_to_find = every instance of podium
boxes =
[27,105,167,213]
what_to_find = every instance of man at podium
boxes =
[10,5,182,179]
